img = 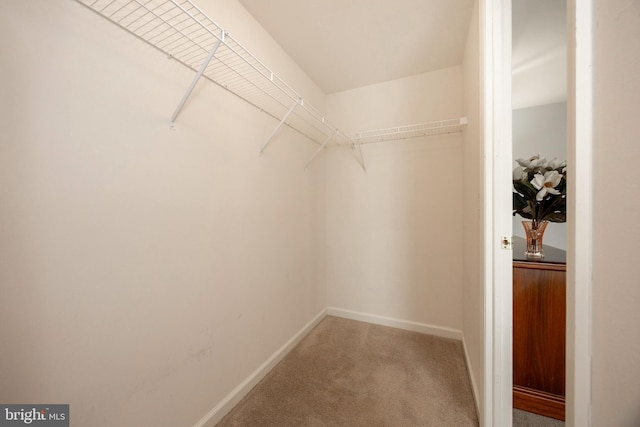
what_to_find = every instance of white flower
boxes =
[516,155,547,169]
[547,157,567,170]
[513,166,526,181]
[531,170,563,201]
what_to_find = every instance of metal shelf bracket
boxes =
[74,0,362,170]
[260,101,299,154]
[170,34,224,124]
[356,139,367,172]
[304,131,334,169]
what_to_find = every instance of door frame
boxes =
[481,0,513,425]
[565,0,593,425]
[482,0,593,425]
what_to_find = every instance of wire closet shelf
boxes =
[75,0,356,156]
[352,117,468,144]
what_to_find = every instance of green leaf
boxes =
[545,211,566,222]
[513,193,534,219]
[539,195,567,223]
[513,180,538,200]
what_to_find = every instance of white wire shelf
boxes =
[75,0,359,162]
[352,117,468,144]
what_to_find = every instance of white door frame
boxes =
[482,0,593,426]
[566,0,593,425]
[481,0,513,425]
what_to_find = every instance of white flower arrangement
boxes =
[513,155,567,225]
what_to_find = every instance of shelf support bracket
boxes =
[259,101,298,154]
[304,131,334,170]
[170,35,223,124]
[356,139,367,171]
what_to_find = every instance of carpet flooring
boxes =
[217,316,479,426]
[513,409,565,427]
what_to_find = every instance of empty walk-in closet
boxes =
[0,0,483,425]
[0,0,585,425]
[4,0,639,425]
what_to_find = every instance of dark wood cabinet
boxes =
[512,237,566,421]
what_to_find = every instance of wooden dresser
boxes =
[512,237,566,421]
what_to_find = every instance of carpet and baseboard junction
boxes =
[205,313,563,426]
[216,315,477,426]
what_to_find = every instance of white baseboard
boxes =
[193,308,328,427]
[326,307,463,341]
[462,333,481,417]
[329,307,480,416]
[195,307,466,427]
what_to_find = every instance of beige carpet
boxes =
[513,409,565,427]
[217,316,479,426]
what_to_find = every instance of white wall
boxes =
[461,0,484,420]
[0,2,491,426]
[0,1,326,426]
[591,0,640,425]
[512,102,567,250]
[511,0,567,110]
[324,67,464,331]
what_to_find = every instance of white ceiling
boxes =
[238,0,474,94]
[238,0,566,107]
